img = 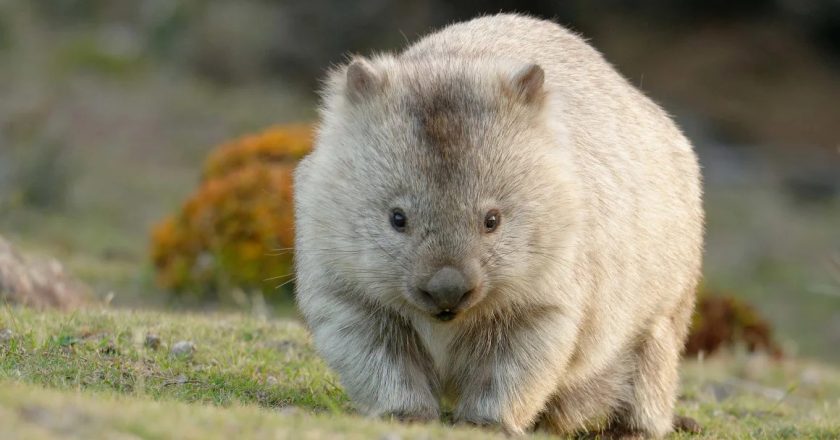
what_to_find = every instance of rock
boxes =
[144,333,161,350]
[170,340,195,358]
[272,340,301,353]
[801,367,822,386]
[708,382,734,402]
[0,234,89,309]
[0,328,12,342]
[167,374,189,385]
[266,375,279,386]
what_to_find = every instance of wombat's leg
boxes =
[537,356,635,436]
[452,310,577,435]
[618,315,684,438]
[306,296,440,421]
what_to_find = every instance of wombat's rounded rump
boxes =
[294,13,703,438]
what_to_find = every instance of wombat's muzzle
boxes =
[418,266,476,321]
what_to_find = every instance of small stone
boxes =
[800,367,822,386]
[0,328,12,342]
[266,375,279,386]
[273,340,299,352]
[169,374,189,385]
[170,340,195,358]
[708,383,732,402]
[144,333,161,350]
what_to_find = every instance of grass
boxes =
[2,306,839,439]
[0,381,508,440]
[0,306,342,412]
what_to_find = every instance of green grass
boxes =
[0,381,510,440]
[0,307,342,411]
[2,306,839,438]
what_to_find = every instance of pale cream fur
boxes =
[294,13,703,438]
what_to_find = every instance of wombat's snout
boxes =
[419,266,476,320]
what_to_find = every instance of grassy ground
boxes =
[0,381,509,440]
[2,306,839,439]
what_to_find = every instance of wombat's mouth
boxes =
[433,310,457,322]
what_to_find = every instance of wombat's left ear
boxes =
[506,63,545,104]
[345,57,384,102]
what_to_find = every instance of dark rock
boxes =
[144,333,161,350]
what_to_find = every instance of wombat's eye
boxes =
[390,208,407,232]
[484,209,500,233]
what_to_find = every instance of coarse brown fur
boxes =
[293,13,704,438]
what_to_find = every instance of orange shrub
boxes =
[150,124,312,298]
[202,123,312,180]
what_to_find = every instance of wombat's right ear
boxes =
[505,63,545,105]
[344,57,383,102]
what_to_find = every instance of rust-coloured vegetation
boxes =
[150,124,312,298]
[685,289,782,358]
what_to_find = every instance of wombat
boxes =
[294,13,703,438]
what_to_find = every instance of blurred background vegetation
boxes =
[0,1,838,361]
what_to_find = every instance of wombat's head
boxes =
[295,55,579,322]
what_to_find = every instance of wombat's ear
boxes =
[506,63,545,104]
[345,57,383,102]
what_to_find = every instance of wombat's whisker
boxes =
[274,276,297,290]
[264,272,295,282]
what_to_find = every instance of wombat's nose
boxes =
[420,266,474,315]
